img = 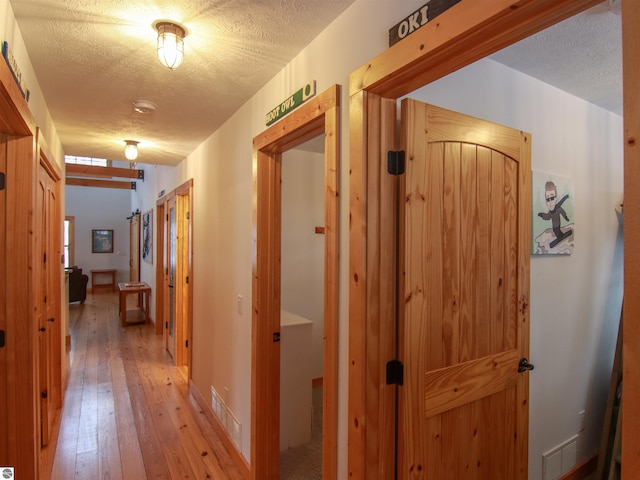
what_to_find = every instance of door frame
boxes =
[251,84,340,478]
[347,0,614,477]
[36,147,63,449]
[156,179,194,369]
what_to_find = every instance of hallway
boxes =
[48,292,244,479]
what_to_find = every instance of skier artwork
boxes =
[532,171,575,255]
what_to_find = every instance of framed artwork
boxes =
[92,229,113,253]
[142,209,153,263]
[532,171,575,255]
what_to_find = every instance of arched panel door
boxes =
[398,100,531,479]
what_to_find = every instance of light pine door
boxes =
[37,162,58,447]
[398,99,531,479]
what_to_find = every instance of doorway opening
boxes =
[252,85,340,478]
[347,1,601,479]
[279,138,326,477]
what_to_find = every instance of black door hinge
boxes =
[186,340,189,348]
[388,151,406,175]
[0,330,5,348]
[386,359,404,386]
[186,211,190,220]
[165,321,168,329]
[0,172,4,190]
[185,276,189,284]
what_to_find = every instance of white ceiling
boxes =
[9,0,621,166]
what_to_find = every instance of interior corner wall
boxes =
[410,57,623,479]
[65,185,132,286]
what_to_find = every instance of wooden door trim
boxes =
[175,187,193,368]
[348,0,598,477]
[156,179,194,368]
[5,134,38,478]
[622,0,640,476]
[37,137,63,413]
[252,84,340,479]
[0,55,38,477]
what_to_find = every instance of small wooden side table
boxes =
[117,282,151,327]
[91,269,117,292]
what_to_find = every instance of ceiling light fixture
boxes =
[124,140,139,161]
[155,21,186,70]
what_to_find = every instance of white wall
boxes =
[66,185,133,286]
[133,1,622,478]
[281,148,325,380]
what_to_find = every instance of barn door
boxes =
[130,212,140,282]
[397,99,531,479]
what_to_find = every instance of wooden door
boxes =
[398,100,531,479]
[166,196,177,358]
[130,212,140,282]
[36,162,56,447]
[176,192,191,368]
[0,137,6,462]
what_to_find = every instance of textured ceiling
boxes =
[10,0,354,165]
[491,1,622,116]
[9,1,621,166]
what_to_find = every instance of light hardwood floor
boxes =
[44,292,244,480]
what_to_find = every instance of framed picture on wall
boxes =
[142,209,153,263]
[92,229,114,253]
[532,171,575,255]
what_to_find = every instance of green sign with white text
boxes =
[265,81,316,126]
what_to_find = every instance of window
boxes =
[64,216,74,268]
[64,155,109,167]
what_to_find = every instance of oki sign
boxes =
[388,0,461,47]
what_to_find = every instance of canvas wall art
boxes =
[142,209,152,263]
[532,171,575,255]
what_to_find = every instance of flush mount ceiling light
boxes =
[124,140,139,161]
[132,100,157,114]
[155,21,186,70]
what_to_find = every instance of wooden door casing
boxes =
[398,100,531,478]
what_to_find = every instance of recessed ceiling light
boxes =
[132,100,157,114]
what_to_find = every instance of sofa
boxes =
[68,266,88,304]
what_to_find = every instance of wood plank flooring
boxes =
[46,292,245,479]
